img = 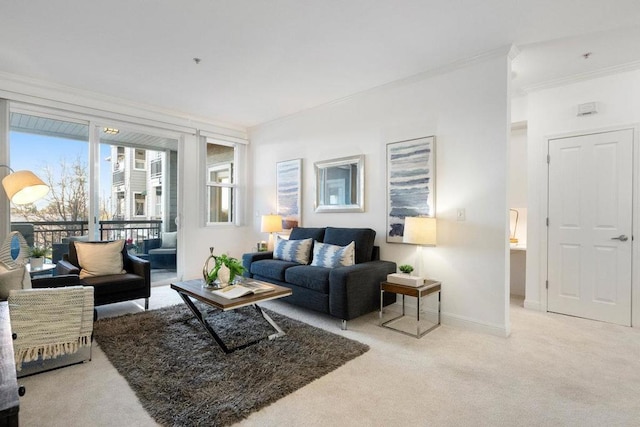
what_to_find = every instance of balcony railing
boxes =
[11,219,163,256]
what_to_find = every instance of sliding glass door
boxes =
[9,111,91,251]
[8,107,179,275]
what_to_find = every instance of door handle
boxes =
[611,235,629,242]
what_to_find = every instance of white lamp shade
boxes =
[403,216,437,246]
[261,214,283,233]
[2,170,50,204]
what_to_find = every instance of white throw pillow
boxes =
[0,265,31,301]
[310,241,355,268]
[75,240,126,279]
[161,232,177,249]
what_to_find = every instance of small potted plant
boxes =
[399,264,414,275]
[29,246,48,270]
[202,248,246,288]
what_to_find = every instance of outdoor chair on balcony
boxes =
[57,240,150,311]
[52,235,90,264]
[142,231,177,270]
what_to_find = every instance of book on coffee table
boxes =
[211,281,274,299]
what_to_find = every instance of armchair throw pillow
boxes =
[75,240,126,279]
[273,237,313,265]
[310,241,355,268]
[0,265,31,301]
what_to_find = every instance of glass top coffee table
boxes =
[171,279,292,354]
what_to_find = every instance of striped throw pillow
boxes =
[273,237,313,264]
[310,241,355,268]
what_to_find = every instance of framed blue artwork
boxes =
[276,158,302,230]
[386,136,435,243]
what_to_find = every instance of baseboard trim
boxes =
[385,301,510,337]
[441,312,510,337]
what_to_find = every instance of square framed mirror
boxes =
[314,154,364,213]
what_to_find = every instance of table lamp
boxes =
[1,165,50,205]
[403,216,437,278]
[261,214,283,251]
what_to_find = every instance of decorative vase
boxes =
[202,247,219,288]
[217,264,231,285]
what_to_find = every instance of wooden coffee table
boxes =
[171,279,292,354]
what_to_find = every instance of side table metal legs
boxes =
[379,285,441,338]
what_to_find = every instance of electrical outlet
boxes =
[456,208,466,221]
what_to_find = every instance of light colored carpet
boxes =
[18,287,640,426]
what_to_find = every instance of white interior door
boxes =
[547,129,633,326]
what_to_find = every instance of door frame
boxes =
[537,124,640,326]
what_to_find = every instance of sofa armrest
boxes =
[31,274,84,288]
[242,251,274,277]
[57,259,80,276]
[328,260,397,321]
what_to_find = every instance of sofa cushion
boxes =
[148,248,176,256]
[323,227,375,264]
[285,265,331,293]
[273,237,312,264]
[289,227,326,242]
[75,240,126,279]
[310,241,355,268]
[251,259,299,282]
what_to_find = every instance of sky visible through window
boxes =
[10,132,114,207]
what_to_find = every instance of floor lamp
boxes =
[1,165,50,205]
[261,214,283,251]
[0,165,50,263]
[403,216,437,278]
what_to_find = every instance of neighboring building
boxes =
[110,146,165,221]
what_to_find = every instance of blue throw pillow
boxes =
[310,241,355,268]
[273,237,313,264]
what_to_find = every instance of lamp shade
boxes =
[261,214,283,233]
[403,216,437,246]
[2,170,50,204]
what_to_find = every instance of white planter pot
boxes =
[30,257,44,270]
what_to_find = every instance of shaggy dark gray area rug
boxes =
[93,303,369,426]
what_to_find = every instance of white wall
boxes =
[179,135,254,280]
[525,68,640,327]
[249,53,512,336]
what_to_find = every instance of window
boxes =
[153,186,162,218]
[134,149,146,170]
[206,141,236,224]
[115,191,125,219]
[134,193,146,216]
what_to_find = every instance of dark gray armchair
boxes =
[57,241,151,310]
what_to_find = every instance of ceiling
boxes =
[1,1,640,128]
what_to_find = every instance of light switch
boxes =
[457,208,466,221]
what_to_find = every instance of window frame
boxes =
[133,192,146,217]
[134,148,146,170]
[205,139,239,226]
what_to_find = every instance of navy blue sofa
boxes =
[242,227,396,328]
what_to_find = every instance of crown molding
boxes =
[0,71,247,140]
[521,59,640,94]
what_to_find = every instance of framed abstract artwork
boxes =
[276,158,302,230]
[386,136,435,243]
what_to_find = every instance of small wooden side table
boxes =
[379,279,441,338]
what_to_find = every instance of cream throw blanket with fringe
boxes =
[8,286,94,370]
